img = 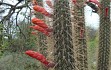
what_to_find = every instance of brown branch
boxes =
[15,9,27,39]
[0,2,28,23]
[0,7,15,23]
[16,4,27,9]
[0,2,13,7]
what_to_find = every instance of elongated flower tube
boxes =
[33,5,52,17]
[31,18,48,29]
[31,31,37,35]
[80,28,84,38]
[25,50,49,65]
[31,18,53,32]
[88,0,101,8]
[105,7,109,17]
[72,0,77,4]
[46,0,53,8]
[25,50,55,68]
[30,25,50,36]
[32,0,38,5]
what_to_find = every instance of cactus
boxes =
[33,0,48,70]
[0,23,3,53]
[33,0,47,56]
[97,0,110,70]
[72,0,88,70]
[53,0,75,70]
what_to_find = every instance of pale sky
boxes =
[84,5,100,29]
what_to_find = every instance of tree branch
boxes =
[0,1,13,7]
[0,2,28,23]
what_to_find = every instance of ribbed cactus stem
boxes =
[72,0,88,70]
[53,0,75,70]
[97,0,110,70]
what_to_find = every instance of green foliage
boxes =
[0,23,3,57]
[0,20,38,56]
[0,0,44,70]
[0,53,41,70]
[4,21,38,51]
[87,34,99,70]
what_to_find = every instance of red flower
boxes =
[46,0,53,8]
[31,18,48,29]
[25,50,49,65]
[80,28,84,38]
[33,5,52,17]
[32,0,38,5]
[29,25,50,36]
[45,27,53,32]
[105,7,109,17]
[88,0,101,8]
[72,0,76,4]
[31,31,37,35]
[25,50,55,68]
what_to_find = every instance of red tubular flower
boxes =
[80,28,84,38]
[31,31,37,35]
[31,18,53,32]
[25,50,55,68]
[72,0,76,4]
[88,0,101,8]
[46,0,53,8]
[32,0,38,5]
[33,5,52,17]
[29,25,50,36]
[25,50,49,65]
[105,7,109,17]
[31,18,48,29]
[46,28,53,32]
